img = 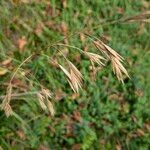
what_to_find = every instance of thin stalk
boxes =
[10,54,34,83]
[55,43,84,53]
[0,91,40,100]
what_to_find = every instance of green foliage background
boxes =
[0,0,150,149]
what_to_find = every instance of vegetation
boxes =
[0,0,150,149]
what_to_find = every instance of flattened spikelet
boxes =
[93,39,129,82]
[59,61,83,93]
[111,57,130,83]
[103,43,124,61]
[59,64,71,79]
[3,103,13,117]
[41,88,52,99]
[1,84,13,117]
[84,51,105,66]
[37,93,47,110]
[68,61,83,80]
[37,88,55,116]
[47,100,55,116]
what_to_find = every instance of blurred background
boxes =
[0,0,150,149]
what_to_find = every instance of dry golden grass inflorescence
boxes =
[37,88,55,116]
[59,60,83,93]
[93,39,130,83]
[1,84,13,117]
[0,35,130,117]
[83,51,106,68]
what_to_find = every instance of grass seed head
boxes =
[93,39,129,83]
[59,61,83,93]
[1,84,13,117]
[37,93,47,110]
[37,89,55,116]
[84,51,106,66]
[47,100,55,116]
[3,103,13,117]
[41,88,52,99]
[111,57,130,83]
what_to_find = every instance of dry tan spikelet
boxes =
[66,61,83,93]
[47,100,55,116]
[93,41,110,58]
[111,57,130,83]
[69,70,82,93]
[41,88,52,99]
[103,43,124,60]
[93,39,129,82]
[37,93,47,110]
[37,88,54,116]
[68,61,83,81]
[84,51,106,66]
[59,61,83,93]
[1,84,13,117]
[94,40,123,60]
[3,103,13,117]
[59,64,71,78]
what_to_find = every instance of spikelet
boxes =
[37,88,55,116]
[84,51,106,67]
[37,93,47,110]
[46,100,55,116]
[1,84,13,117]
[111,57,130,83]
[3,103,13,117]
[93,39,129,82]
[41,88,52,99]
[59,61,83,93]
